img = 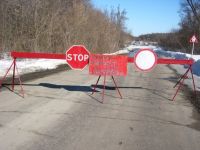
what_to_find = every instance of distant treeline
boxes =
[138,0,200,54]
[0,0,133,53]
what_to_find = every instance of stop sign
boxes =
[66,45,90,70]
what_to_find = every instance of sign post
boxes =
[189,35,198,57]
[172,35,198,100]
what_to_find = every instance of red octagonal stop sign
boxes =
[66,45,90,70]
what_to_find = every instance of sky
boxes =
[91,0,181,36]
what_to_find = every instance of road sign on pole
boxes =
[66,45,90,70]
[189,35,198,43]
[189,35,198,57]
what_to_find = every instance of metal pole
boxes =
[12,58,16,91]
[191,42,195,58]
[102,76,106,103]
[172,66,191,101]
[0,59,15,89]
[173,68,189,88]
[112,76,122,99]
[15,62,24,98]
[91,76,101,95]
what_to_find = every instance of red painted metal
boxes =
[66,45,90,70]
[172,65,196,101]
[11,51,66,59]
[0,59,15,89]
[102,75,106,103]
[157,58,194,65]
[174,68,190,88]
[1,50,196,101]
[15,61,24,97]
[128,57,134,62]
[91,75,101,95]
[112,76,122,99]
[0,59,24,97]
[89,54,127,76]
[11,51,194,65]
[12,58,16,91]
[172,66,191,100]
[91,75,123,103]
[134,49,157,72]
[127,57,194,65]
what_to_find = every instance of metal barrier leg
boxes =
[12,58,16,91]
[172,66,191,101]
[174,66,190,88]
[0,59,15,89]
[0,58,24,97]
[15,62,24,98]
[91,76,101,95]
[102,75,106,103]
[112,76,122,99]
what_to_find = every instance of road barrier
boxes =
[0,46,196,102]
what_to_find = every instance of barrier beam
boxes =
[11,51,194,65]
[2,51,195,101]
[128,57,194,65]
[157,58,194,65]
[11,51,66,60]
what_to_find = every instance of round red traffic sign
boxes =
[66,45,90,70]
[134,49,157,72]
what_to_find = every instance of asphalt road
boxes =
[0,64,200,150]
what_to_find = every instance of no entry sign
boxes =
[66,45,90,70]
[89,54,127,76]
[134,49,157,72]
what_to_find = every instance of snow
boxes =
[157,49,200,90]
[123,43,200,91]
[0,42,200,91]
[0,52,66,77]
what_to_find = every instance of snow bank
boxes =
[121,43,200,91]
[155,48,200,76]
[0,43,200,92]
[126,45,157,51]
[154,48,200,91]
[0,53,66,77]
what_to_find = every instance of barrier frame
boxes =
[0,51,196,101]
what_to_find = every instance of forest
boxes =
[138,0,200,54]
[0,0,133,54]
[1,0,199,55]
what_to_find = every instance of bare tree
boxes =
[0,0,132,53]
[186,0,200,24]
